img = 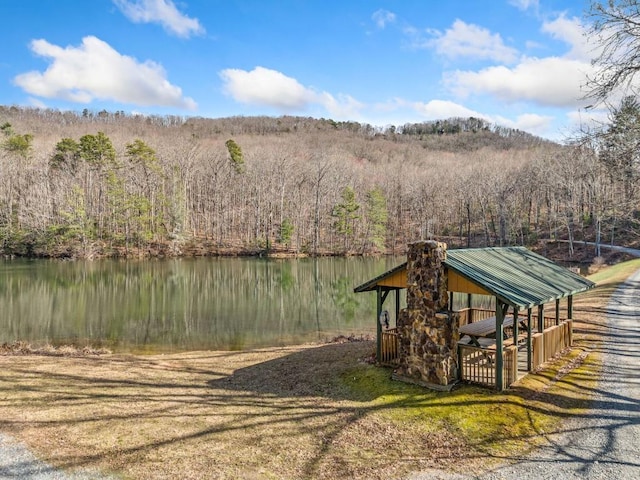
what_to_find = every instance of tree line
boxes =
[0,103,637,259]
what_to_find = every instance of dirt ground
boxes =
[0,341,472,480]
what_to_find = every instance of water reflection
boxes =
[0,257,403,353]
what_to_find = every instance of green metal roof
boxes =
[445,246,595,309]
[353,246,595,309]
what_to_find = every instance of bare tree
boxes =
[587,0,640,103]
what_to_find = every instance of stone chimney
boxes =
[395,241,460,388]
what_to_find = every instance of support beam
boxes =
[495,301,509,391]
[395,288,401,327]
[376,287,382,362]
[381,289,390,305]
[567,295,573,320]
[555,299,560,326]
[537,304,544,333]
[512,307,519,374]
[526,308,532,371]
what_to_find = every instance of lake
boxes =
[0,256,404,353]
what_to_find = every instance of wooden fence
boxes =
[457,344,518,388]
[380,328,399,365]
[533,319,573,367]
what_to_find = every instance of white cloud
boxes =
[219,66,363,118]
[426,19,518,63]
[437,12,599,111]
[494,113,553,134]
[565,107,610,132]
[372,9,396,29]
[220,67,315,110]
[113,0,204,38]
[509,0,539,11]
[14,36,197,110]
[27,97,47,109]
[319,92,364,118]
[445,56,593,107]
[409,99,489,120]
[542,14,592,61]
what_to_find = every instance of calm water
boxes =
[0,257,404,353]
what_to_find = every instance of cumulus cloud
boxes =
[409,99,489,120]
[113,0,204,38]
[508,0,539,11]
[372,9,396,29]
[426,19,518,63]
[494,113,554,135]
[565,107,609,132]
[445,56,593,107]
[220,67,315,110]
[219,66,363,118]
[14,36,197,110]
[542,14,592,61]
[440,13,597,109]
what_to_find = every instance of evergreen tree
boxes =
[225,139,245,174]
[331,186,360,251]
[365,186,388,252]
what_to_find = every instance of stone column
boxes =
[395,241,460,388]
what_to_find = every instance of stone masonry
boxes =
[395,240,460,387]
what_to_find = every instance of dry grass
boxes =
[0,259,638,479]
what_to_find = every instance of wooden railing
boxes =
[457,344,518,388]
[533,320,573,368]
[380,328,399,365]
[458,308,564,332]
[457,308,495,327]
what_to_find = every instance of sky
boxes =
[0,0,609,141]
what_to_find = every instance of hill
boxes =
[0,106,634,260]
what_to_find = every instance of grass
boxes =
[0,259,638,479]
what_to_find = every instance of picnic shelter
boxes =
[354,241,595,391]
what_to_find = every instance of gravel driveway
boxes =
[0,434,115,479]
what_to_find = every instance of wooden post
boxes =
[537,304,544,333]
[449,291,454,311]
[512,307,519,375]
[395,288,401,327]
[467,293,472,310]
[376,287,382,363]
[555,299,560,326]
[527,308,532,371]
[567,295,573,320]
[495,301,507,391]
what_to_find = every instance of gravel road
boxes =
[0,434,115,479]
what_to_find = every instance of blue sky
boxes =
[0,0,605,141]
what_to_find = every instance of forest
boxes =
[0,103,638,259]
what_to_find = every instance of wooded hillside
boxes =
[0,105,637,259]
